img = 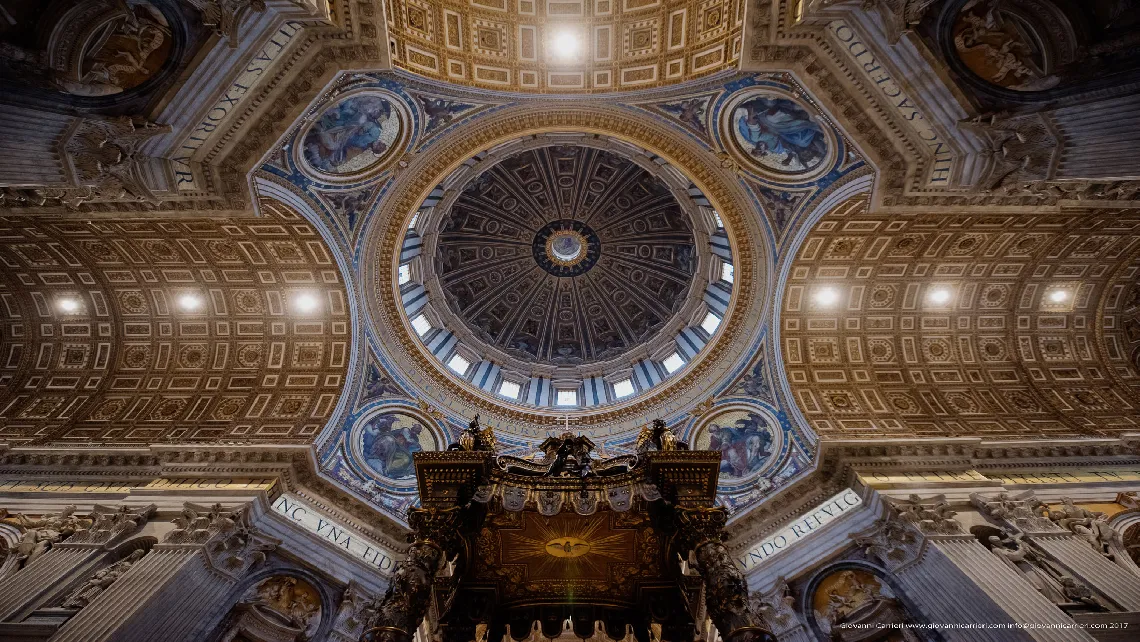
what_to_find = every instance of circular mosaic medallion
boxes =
[356,410,439,482]
[721,89,834,181]
[691,407,781,480]
[533,220,601,277]
[298,90,409,181]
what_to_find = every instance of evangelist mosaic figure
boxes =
[361,413,427,480]
[303,94,400,174]
[706,411,774,478]
[732,95,828,173]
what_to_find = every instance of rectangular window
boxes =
[447,354,471,375]
[612,378,635,399]
[398,264,412,285]
[721,262,734,283]
[662,352,685,374]
[556,389,578,406]
[411,314,432,337]
[408,213,420,229]
[712,210,724,228]
[499,380,521,400]
[700,312,721,335]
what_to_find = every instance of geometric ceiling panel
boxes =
[782,199,1140,439]
[0,200,351,446]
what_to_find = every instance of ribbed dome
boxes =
[433,145,697,366]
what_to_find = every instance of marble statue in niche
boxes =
[302,93,401,175]
[694,410,775,478]
[61,549,147,609]
[730,93,828,174]
[952,0,1059,91]
[360,412,437,481]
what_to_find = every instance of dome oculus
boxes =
[534,220,601,276]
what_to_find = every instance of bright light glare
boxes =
[294,293,319,313]
[813,287,839,307]
[411,314,432,336]
[662,352,685,374]
[556,389,578,406]
[551,30,579,58]
[1049,290,1069,303]
[58,298,79,313]
[928,288,952,304]
[398,264,411,285]
[447,354,471,375]
[721,262,734,283]
[613,379,635,399]
[178,294,202,311]
[499,380,521,400]
[700,312,721,335]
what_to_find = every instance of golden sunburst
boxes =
[504,515,630,579]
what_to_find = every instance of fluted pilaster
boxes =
[51,548,226,642]
[1032,535,1140,611]
[935,539,1095,642]
[0,546,98,619]
[895,541,1031,642]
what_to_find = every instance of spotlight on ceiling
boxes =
[57,298,80,313]
[551,30,579,59]
[294,293,319,313]
[1049,290,1069,303]
[927,288,952,305]
[178,294,202,311]
[813,287,840,307]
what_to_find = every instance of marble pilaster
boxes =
[52,502,277,642]
[1031,535,1140,611]
[935,538,1095,642]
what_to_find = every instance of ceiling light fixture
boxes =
[1049,290,1069,303]
[813,287,839,307]
[57,298,80,313]
[178,294,202,311]
[551,30,579,59]
[294,293,319,313]
[928,288,952,304]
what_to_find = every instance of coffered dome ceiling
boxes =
[433,145,698,368]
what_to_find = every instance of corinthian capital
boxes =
[165,502,279,580]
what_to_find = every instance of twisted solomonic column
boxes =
[674,507,776,642]
[361,506,464,642]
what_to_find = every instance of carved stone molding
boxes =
[66,503,157,547]
[165,503,279,580]
[0,505,92,569]
[957,112,1060,193]
[864,0,942,44]
[971,490,1064,534]
[1048,497,1139,575]
[184,0,267,46]
[751,580,805,636]
[850,516,925,572]
[333,581,375,639]
[887,494,963,536]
